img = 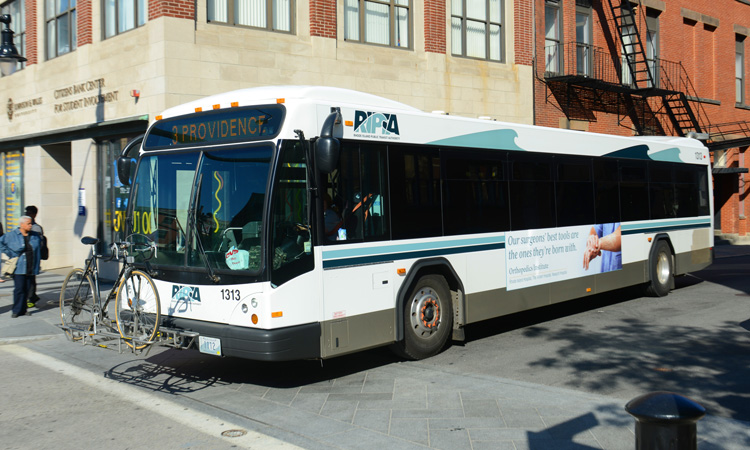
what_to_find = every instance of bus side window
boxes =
[443,149,509,235]
[390,146,441,240]
[323,142,389,244]
[555,157,595,227]
[619,161,649,222]
[649,162,677,219]
[359,144,389,241]
[593,159,620,224]
[509,154,554,230]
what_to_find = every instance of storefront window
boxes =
[98,136,140,254]
[2,151,24,231]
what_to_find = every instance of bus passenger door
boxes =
[320,142,394,356]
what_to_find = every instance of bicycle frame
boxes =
[61,234,169,355]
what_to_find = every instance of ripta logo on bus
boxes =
[353,110,400,139]
[172,285,202,302]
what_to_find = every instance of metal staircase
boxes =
[535,0,750,151]
[607,0,653,89]
[662,93,700,135]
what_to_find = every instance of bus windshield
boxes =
[130,144,273,272]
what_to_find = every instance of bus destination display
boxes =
[144,105,285,149]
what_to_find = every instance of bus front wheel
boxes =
[397,275,453,360]
[646,240,673,297]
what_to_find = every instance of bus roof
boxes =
[151,86,708,163]
[158,85,421,120]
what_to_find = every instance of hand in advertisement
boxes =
[583,229,601,270]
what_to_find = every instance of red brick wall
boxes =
[78,0,92,46]
[24,0,36,65]
[149,0,195,20]
[310,0,336,38]
[514,0,532,65]
[424,0,445,53]
[533,0,750,235]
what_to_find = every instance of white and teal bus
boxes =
[117,85,713,361]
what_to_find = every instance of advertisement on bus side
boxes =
[505,223,622,290]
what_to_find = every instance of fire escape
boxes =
[538,0,750,155]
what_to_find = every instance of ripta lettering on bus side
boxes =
[352,110,401,141]
[172,285,202,303]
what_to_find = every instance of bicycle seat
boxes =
[81,236,99,245]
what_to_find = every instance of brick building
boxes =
[534,0,750,240]
[0,0,535,270]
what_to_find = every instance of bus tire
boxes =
[397,275,453,360]
[645,240,673,297]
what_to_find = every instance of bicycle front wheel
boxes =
[115,269,161,350]
[60,268,96,340]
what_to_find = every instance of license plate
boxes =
[198,336,222,356]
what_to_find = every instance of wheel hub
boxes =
[410,288,441,337]
[656,252,670,285]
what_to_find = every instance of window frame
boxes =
[206,0,295,34]
[737,36,746,106]
[0,0,25,72]
[645,9,660,88]
[45,0,77,60]
[102,0,147,40]
[544,0,562,75]
[451,0,504,62]
[343,0,412,49]
[575,3,592,77]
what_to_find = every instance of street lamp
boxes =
[0,14,26,76]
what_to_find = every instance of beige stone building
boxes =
[0,0,533,270]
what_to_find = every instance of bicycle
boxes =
[59,233,161,351]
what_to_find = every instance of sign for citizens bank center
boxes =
[505,223,623,290]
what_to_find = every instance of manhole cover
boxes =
[221,429,247,438]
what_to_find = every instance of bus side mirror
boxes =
[315,108,341,174]
[116,156,133,186]
[116,134,144,186]
[315,137,340,174]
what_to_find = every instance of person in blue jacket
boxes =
[0,216,42,317]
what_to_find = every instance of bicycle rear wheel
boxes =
[115,269,161,350]
[60,268,96,340]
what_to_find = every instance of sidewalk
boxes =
[0,268,71,341]
[1,262,749,449]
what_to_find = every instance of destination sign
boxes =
[144,105,285,150]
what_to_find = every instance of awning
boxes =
[712,167,749,174]
[0,115,149,151]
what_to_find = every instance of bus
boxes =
[116,85,713,361]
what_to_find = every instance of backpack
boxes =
[40,235,49,260]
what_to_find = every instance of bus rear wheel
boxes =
[646,240,673,297]
[397,275,453,360]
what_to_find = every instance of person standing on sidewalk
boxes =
[24,206,45,308]
[0,216,42,318]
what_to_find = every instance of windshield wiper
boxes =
[188,173,220,283]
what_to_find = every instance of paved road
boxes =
[1,247,749,449]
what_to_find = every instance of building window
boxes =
[1,0,25,73]
[544,0,561,74]
[46,0,77,59]
[103,0,147,39]
[451,0,503,61]
[645,10,660,88]
[344,0,410,48]
[737,36,746,105]
[575,4,592,76]
[207,0,293,32]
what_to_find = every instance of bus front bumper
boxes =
[163,317,321,361]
